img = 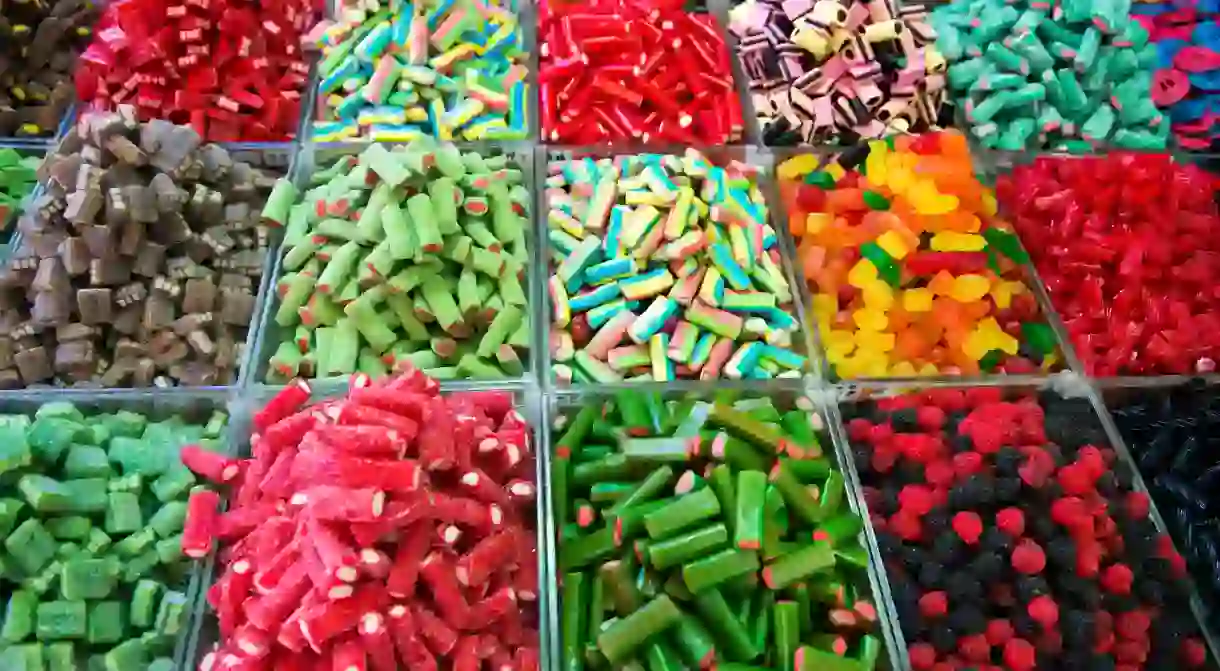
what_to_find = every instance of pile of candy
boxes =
[1135,0,1220,151]
[74,0,312,142]
[932,0,1168,151]
[264,141,530,382]
[0,0,97,138]
[0,110,278,388]
[781,132,1060,379]
[728,0,947,146]
[546,150,806,383]
[997,153,1220,376]
[190,372,541,671]
[1112,384,1220,635]
[538,0,744,144]
[847,388,1211,670]
[0,402,228,670]
[308,0,529,143]
[554,392,884,670]
[0,148,40,240]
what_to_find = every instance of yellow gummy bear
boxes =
[949,274,991,303]
[982,189,998,217]
[806,212,833,235]
[856,329,896,353]
[778,154,821,181]
[890,360,918,377]
[991,282,1014,310]
[825,329,856,352]
[930,232,986,252]
[918,362,941,376]
[852,308,889,332]
[812,293,838,318]
[902,288,935,312]
[963,329,994,361]
[847,259,879,288]
[865,141,889,186]
[862,282,895,310]
[825,162,846,183]
[875,230,910,259]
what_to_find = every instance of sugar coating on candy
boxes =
[186,371,541,669]
[545,150,805,384]
[0,401,227,668]
[728,0,947,146]
[1134,1,1220,151]
[0,0,98,139]
[851,388,1211,669]
[932,0,1168,152]
[308,0,528,143]
[74,0,312,142]
[0,109,277,389]
[780,132,1061,379]
[0,149,41,240]
[264,140,530,382]
[538,0,743,144]
[553,392,884,669]
[998,153,1220,376]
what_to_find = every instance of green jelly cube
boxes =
[122,550,160,583]
[130,580,162,630]
[103,639,146,671]
[35,601,87,641]
[107,437,169,477]
[63,446,112,479]
[150,468,195,503]
[46,641,75,671]
[18,475,74,514]
[63,479,108,514]
[0,643,46,671]
[103,493,142,534]
[147,501,188,539]
[84,528,111,555]
[0,424,32,475]
[61,558,117,600]
[2,590,37,642]
[154,590,188,637]
[7,519,58,574]
[155,535,183,565]
[86,602,126,645]
[35,402,83,423]
[45,517,92,541]
[112,528,155,558]
[148,658,176,671]
[27,417,82,463]
[102,411,147,439]
[0,497,27,537]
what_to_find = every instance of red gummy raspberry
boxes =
[1050,496,1090,531]
[964,387,1004,407]
[1116,610,1151,640]
[1124,491,1150,520]
[1182,638,1208,668]
[952,511,984,545]
[916,405,946,431]
[1101,563,1134,595]
[890,510,923,542]
[1058,463,1095,495]
[996,507,1026,537]
[1011,539,1046,574]
[952,451,984,480]
[925,460,955,487]
[958,633,990,663]
[847,418,873,442]
[919,591,949,618]
[1003,638,1037,671]
[1018,451,1055,488]
[986,619,1015,646]
[909,642,937,670]
[1076,541,1102,578]
[899,485,935,515]
[1027,595,1059,628]
[1114,640,1148,664]
[1038,629,1063,654]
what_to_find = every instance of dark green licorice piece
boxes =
[596,595,682,665]
[643,487,720,540]
[681,548,760,593]
[562,572,588,671]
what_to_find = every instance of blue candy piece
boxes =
[1168,97,1210,123]
[1199,0,1220,13]
[1132,2,1174,15]
[1157,39,1190,69]
[1190,70,1220,92]
[1196,22,1220,47]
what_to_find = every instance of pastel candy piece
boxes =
[1168,97,1209,122]
[1194,21,1220,45]
[1174,46,1220,72]
[1152,68,1192,105]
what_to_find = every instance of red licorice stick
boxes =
[182,488,221,558]
[181,444,242,483]
[75,0,312,141]
[255,378,312,431]
[186,373,539,668]
[538,0,742,144]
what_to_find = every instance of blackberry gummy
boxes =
[850,389,1212,670]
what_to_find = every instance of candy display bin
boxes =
[973,148,1220,380]
[539,144,818,388]
[0,141,293,392]
[544,383,901,671]
[769,141,1072,386]
[833,379,1220,671]
[182,383,550,671]
[0,388,237,670]
[248,141,540,392]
